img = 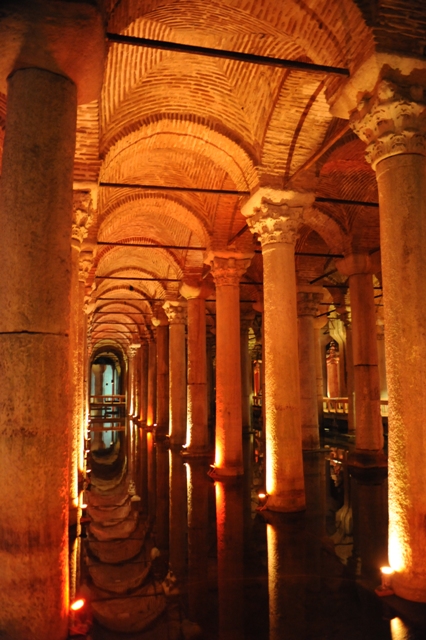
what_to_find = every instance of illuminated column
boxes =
[0,68,77,639]
[350,78,426,600]
[127,343,140,417]
[243,190,314,511]
[206,332,216,432]
[163,300,187,447]
[297,289,323,450]
[326,340,340,398]
[336,255,384,463]
[207,253,252,477]
[313,316,327,427]
[152,315,169,438]
[139,340,149,423]
[69,193,92,522]
[79,251,94,464]
[147,335,157,428]
[240,317,253,434]
[180,284,210,455]
[376,321,388,400]
[127,345,140,494]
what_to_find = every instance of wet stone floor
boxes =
[70,430,426,640]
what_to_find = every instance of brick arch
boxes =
[95,240,184,278]
[101,119,258,192]
[302,205,352,256]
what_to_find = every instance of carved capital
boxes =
[72,190,93,244]
[208,255,252,287]
[242,188,314,247]
[163,300,187,325]
[351,80,426,169]
[127,343,141,360]
[297,291,322,317]
[78,250,93,284]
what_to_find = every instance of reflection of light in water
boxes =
[390,617,409,640]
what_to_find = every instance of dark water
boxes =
[71,428,426,639]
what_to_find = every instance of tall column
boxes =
[350,77,426,600]
[207,253,252,477]
[243,190,313,511]
[163,300,187,447]
[181,284,210,455]
[206,332,216,433]
[127,343,140,417]
[139,340,149,423]
[127,345,140,492]
[152,315,169,438]
[147,335,157,428]
[376,321,388,400]
[313,316,327,428]
[0,68,77,639]
[240,317,253,434]
[69,199,93,525]
[297,289,323,450]
[336,255,384,465]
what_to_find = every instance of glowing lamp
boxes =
[70,598,85,612]
[375,566,394,597]
[257,491,269,509]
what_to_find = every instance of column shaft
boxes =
[147,339,157,427]
[186,297,209,454]
[156,325,169,436]
[169,322,187,446]
[0,68,77,640]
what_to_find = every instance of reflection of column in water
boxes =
[169,450,188,583]
[304,452,327,593]
[147,431,156,518]
[243,432,254,548]
[127,420,134,486]
[351,476,388,578]
[266,513,307,640]
[156,440,169,551]
[186,459,210,623]
[216,479,244,640]
[139,427,148,515]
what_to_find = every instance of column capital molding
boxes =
[206,252,253,287]
[297,290,323,317]
[127,343,141,360]
[72,190,94,245]
[242,188,314,246]
[78,249,94,284]
[350,80,426,169]
[163,300,187,324]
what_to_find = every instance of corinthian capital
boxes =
[351,80,426,168]
[297,291,323,317]
[72,190,94,244]
[242,188,314,246]
[127,343,141,360]
[78,250,94,284]
[206,252,252,287]
[163,300,187,325]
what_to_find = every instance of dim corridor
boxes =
[70,425,426,640]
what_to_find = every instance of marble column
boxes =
[127,345,140,496]
[180,284,210,455]
[297,289,323,450]
[336,254,384,465]
[139,340,149,423]
[313,316,327,428]
[350,77,426,600]
[207,253,252,477]
[240,317,253,434]
[243,190,314,511]
[147,335,157,428]
[152,316,169,438]
[163,300,187,447]
[0,67,77,639]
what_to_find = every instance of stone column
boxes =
[0,68,77,639]
[163,300,187,448]
[313,316,327,428]
[126,345,140,495]
[206,332,216,434]
[243,190,314,511]
[350,77,426,600]
[297,289,323,450]
[240,317,253,434]
[180,284,210,455]
[127,344,140,417]
[207,253,252,477]
[326,340,340,398]
[139,340,149,423]
[376,321,388,400]
[336,254,384,465]
[147,335,157,428]
[152,315,169,438]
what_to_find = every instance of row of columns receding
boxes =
[1,64,426,639]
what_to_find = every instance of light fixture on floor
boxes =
[375,566,394,597]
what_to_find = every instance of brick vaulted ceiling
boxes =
[2,0,424,349]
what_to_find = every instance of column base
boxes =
[392,573,426,603]
[208,464,244,479]
[347,449,388,482]
[181,445,212,458]
[258,490,306,513]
